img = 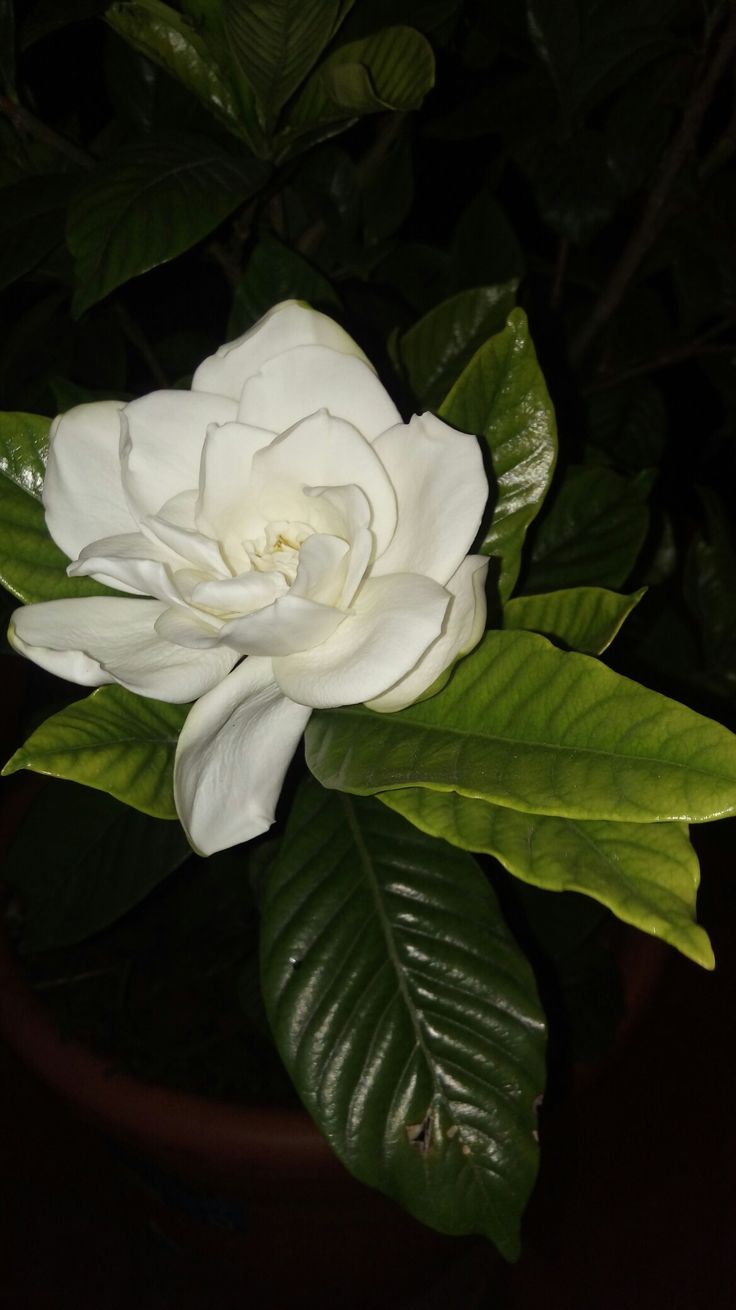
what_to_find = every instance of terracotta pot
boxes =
[0,782,494,1309]
[0,779,666,1308]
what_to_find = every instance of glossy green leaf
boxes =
[260,779,545,1255]
[522,465,651,593]
[3,686,188,819]
[450,190,525,290]
[2,779,190,950]
[439,309,557,602]
[380,790,713,969]
[106,0,246,138]
[306,629,736,824]
[285,26,435,136]
[223,0,343,122]
[228,234,340,336]
[398,284,518,411]
[67,134,270,316]
[504,585,645,654]
[0,412,112,602]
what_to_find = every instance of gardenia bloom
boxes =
[10,302,489,854]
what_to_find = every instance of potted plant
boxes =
[1,0,736,1301]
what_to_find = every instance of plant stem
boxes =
[585,331,736,393]
[571,7,736,366]
[114,303,170,389]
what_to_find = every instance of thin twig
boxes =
[0,94,93,170]
[550,237,570,310]
[585,335,736,393]
[571,6,736,365]
[114,303,170,389]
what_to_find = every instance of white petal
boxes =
[272,573,450,708]
[248,411,397,554]
[237,346,401,440]
[220,594,346,656]
[143,512,227,578]
[9,611,114,687]
[192,300,371,400]
[154,606,224,649]
[305,485,373,606]
[188,570,288,615]
[371,413,488,584]
[289,533,348,605]
[174,656,312,855]
[43,401,137,562]
[10,597,238,701]
[121,390,236,518]
[196,420,277,541]
[69,532,184,604]
[366,555,489,712]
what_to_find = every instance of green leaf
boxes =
[223,0,343,123]
[305,629,736,824]
[504,585,645,654]
[0,412,113,602]
[585,379,666,473]
[450,189,525,290]
[380,790,714,969]
[106,0,248,139]
[285,25,435,137]
[260,779,545,1256]
[0,175,77,293]
[3,685,188,819]
[439,308,557,602]
[398,284,518,411]
[228,234,340,336]
[67,134,270,316]
[1,779,190,950]
[522,465,651,593]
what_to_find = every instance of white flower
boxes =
[10,302,489,854]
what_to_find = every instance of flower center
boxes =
[242,520,314,585]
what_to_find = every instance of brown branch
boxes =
[571,6,736,366]
[0,94,93,170]
[114,304,170,390]
[585,333,736,393]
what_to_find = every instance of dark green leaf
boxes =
[2,779,190,950]
[0,175,76,292]
[522,465,651,592]
[526,0,580,94]
[450,189,525,290]
[260,779,545,1255]
[504,585,645,654]
[399,283,518,410]
[381,789,713,969]
[228,234,340,336]
[439,308,557,602]
[362,122,413,243]
[284,25,435,137]
[223,0,343,123]
[0,412,112,602]
[306,629,736,824]
[20,0,107,49]
[67,134,270,315]
[106,0,249,139]
[585,379,666,473]
[3,685,188,819]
